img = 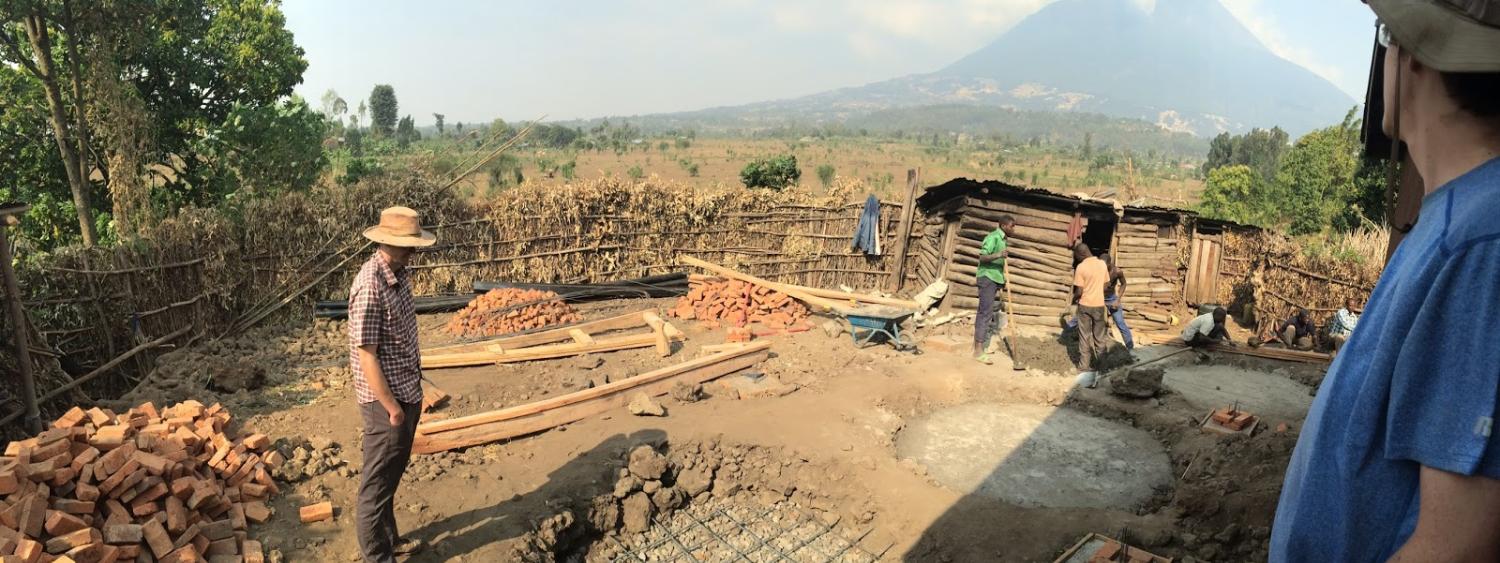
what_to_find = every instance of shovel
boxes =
[1002,262,1027,371]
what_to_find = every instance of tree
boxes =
[368,84,397,137]
[1202,127,1289,182]
[1198,165,1266,225]
[433,113,444,135]
[815,164,835,187]
[395,115,415,148]
[320,89,346,118]
[740,155,800,191]
[190,98,326,200]
[1272,110,1364,235]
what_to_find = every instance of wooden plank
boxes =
[422,311,649,354]
[413,346,773,453]
[568,329,594,345]
[641,313,671,357]
[681,257,842,313]
[422,331,675,368]
[417,341,773,435]
[964,197,1074,223]
[888,169,920,292]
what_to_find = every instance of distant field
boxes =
[438,136,1205,206]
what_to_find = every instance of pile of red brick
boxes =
[446,288,582,338]
[1211,407,1257,431]
[0,400,281,562]
[667,279,810,330]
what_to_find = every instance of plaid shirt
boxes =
[348,252,423,404]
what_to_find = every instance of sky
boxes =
[282,0,1377,126]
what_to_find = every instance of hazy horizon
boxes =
[283,0,1375,128]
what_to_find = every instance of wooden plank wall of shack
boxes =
[920,183,1188,332]
[1,174,924,429]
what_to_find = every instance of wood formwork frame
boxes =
[420,310,683,369]
[413,341,771,454]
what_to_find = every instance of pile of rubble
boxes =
[0,401,282,562]
[667,279,810,330]
[446,289,582,338]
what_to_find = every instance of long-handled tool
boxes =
[1002,262,1027,371]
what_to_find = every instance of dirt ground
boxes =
[124,297,1326,562]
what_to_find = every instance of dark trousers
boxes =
[974,276,1007,350]
[1076,305,1109,371]
[1186,326,1230,347]
[358,400,421,563]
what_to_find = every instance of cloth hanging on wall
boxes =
[852,194,882,255]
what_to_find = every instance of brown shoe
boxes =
[395,537,425,555]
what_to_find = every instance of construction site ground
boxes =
[147,298,1325,562]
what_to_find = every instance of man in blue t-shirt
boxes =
[1271,2,1500,561]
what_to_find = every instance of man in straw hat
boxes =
[1272,2,1500,560]
[348,206,435,562]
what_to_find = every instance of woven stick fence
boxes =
[1,173,920,429]
[1214,229,1384,337]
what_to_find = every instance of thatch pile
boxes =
[1217,229,1383,337]
[445,288,581,338]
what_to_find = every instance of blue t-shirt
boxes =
[1271,157,1500,561]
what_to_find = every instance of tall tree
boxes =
[368,84,397,137]
[395,115,415,148]
[432,113,444,135]
[1,9,98,245]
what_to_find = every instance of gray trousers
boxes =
[1076,305,1109,371]
[358,400,422,563]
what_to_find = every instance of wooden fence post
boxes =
[888,168,920,292]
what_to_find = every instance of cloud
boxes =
[759,0,1054,58]
[1219,0,1363,98]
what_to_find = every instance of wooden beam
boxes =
[422,311,650,354]
[421,329,682,369]
[413,341,773,452]
[888,168,920,292]
[642,312,671,356]
[680,256,842,313]
[0,222,40,433]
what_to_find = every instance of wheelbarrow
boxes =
[841,305,918,351]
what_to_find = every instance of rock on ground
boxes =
[628,392,666,416]
[621,492,654,533]
[669,382,702,403]
[676,466,714,497]
[1110,366,1165,399]
[628,445,669,481]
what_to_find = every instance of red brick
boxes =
[62,542,108,563]
[164,496,188,534]
[159,544,199,563]
[52,407,88,429]
[43,528,99,554]
[42,511,88,536]
[14,539,43,563]
[140,519,172,559]
[298,502,332,524]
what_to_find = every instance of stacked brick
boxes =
[667,279,810,330]
[1211,407,1257,431]
[446,289,582,338]
[0,401,281,563]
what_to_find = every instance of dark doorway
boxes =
[1080,216,1117,257]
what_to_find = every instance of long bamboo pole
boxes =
[0,213,41,433]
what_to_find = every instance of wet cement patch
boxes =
[896,403,1173,510]
[1162,364,1314,423]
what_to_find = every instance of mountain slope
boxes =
[666,0,1354,138]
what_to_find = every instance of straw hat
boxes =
[1370,0,1500,72]
[363,206,436,247]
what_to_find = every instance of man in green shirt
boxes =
[974,215,1017,363]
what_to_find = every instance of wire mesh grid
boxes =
[608,500,888,562]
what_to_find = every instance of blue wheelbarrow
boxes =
[842,305,918,351]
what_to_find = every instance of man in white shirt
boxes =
[1182,307,1232,347]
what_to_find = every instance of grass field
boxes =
[422,135,1205,205]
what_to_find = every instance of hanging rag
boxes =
[1066,211,1085,247]
[852,194,882,255]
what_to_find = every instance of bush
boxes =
[337,157,383,186]
[816,164,835,187]
[627,165,645,180]
[740,155,800,191]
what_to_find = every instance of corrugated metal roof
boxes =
[916,177,1261,230]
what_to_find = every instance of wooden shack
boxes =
[914,179,1229,334]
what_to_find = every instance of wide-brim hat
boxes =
[363,206,436,247]
[1370,0,1500,72]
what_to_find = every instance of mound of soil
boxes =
[1008,336,1133,374]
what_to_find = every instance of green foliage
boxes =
[337,157,383,186]
[344,127,364,156]
[626,165,645,180]
[1202,127,1289,181]
[815,164,836,187]
[188,98,327,202]
[559,160,577,180]
[675,137,691,150]
[740,155,800,191]
[433,113,445,135]
[657,141,670,152]
[368,85,398,137]
[395,115,416,148]
[1198,108,1386,235]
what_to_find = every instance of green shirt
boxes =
[976,229,1007,284]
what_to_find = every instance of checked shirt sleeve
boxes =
[348,280,384,349]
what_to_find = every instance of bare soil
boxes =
[127,297,1325,562]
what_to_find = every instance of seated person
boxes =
[1272,308,1316,351]
[1182,307,1232,347]
[1328,297,1361,352]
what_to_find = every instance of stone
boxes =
[669,382,702,403]
[627,393,665,417]
[612,475,641,499]
[1109,366,1165,399]
[820,320,845,338]
[620,493,653,534]
[589,497,620,532]
[641,479,661,494]
[676,466,714,497]
[650,486,687,511]
[627,446,668,481]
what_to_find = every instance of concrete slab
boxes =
[1163,364,1314,423]
[896,403,1173,510]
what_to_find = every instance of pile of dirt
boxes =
[1164,428,1299,561]
[1008,336,1134,374]
[446,288,582,338]
[668,278,810,329]
[512,437,878,561]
